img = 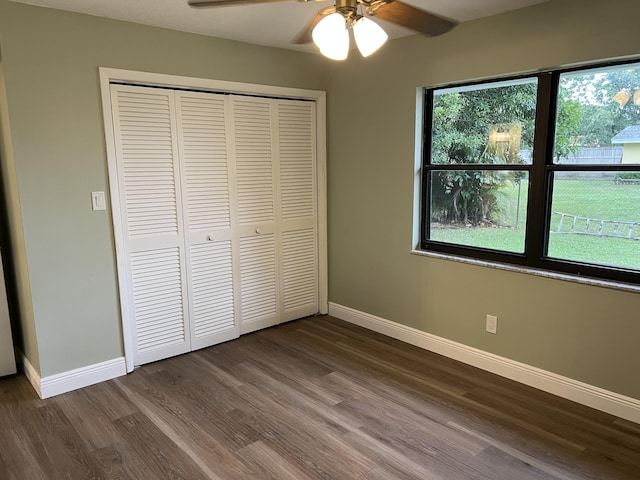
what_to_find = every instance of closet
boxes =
[108,82,321,367]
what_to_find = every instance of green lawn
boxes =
[550,179,640,222]
[431,179,640,270]
[430,227,526,253]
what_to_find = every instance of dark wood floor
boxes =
[1,316,639,479]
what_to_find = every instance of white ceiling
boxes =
[11,0,549,53]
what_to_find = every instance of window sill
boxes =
[410,249,640,294]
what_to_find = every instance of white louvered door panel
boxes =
[189,241,236,345]
[130,249,186,354]
[233,97,275,227]
[276,100,318,321]
[232,96,280,333]
[176,92,239,350]
[111,85,191,365]
[239,234,277,327]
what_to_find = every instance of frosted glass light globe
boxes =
[312,13,349,61]
[353,17,388,57]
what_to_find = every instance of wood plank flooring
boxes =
[1,315,639,479]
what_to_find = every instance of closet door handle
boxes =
[255,227,262,235]
[207,234,215,241]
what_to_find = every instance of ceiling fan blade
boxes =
[371,0,457,37]
[189,0,290,7]
[293,6,336,44]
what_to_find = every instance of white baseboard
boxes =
[40,357,127,399]
[17,351,127,399]
[18,350,42,398]
[329,302,640,425]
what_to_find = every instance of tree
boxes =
[430,65,640,226]
[559,67,640,147]
[554,88,581,160]
[430,82,537,226]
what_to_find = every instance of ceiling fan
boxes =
[188,0,457,60]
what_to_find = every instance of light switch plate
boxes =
[91,191,106,211]
[486,314,498,334]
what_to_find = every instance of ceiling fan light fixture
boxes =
[353,17,388,57]
[312,13,350,61]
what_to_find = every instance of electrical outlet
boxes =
[486,315,498,334]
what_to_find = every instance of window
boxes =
[421,60,640,284]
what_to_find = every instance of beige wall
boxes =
[0,60,39,372]
[326,0,640,400]
[622,143,640,164]
[0,0,327,377]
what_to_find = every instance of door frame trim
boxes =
[99,67,328,373]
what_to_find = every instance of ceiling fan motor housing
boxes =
[336,0,359,22]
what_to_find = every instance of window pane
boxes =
[548,172,640,271]
[554,62,640,165]
[431,78,537,165]
[429,170,529,253]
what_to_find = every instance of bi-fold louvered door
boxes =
[110,84,318,366]
[176,91,240,351]
[111,86,191,366]
[232,96,318,334]
[276,100,318,323]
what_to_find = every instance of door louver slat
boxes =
[234,99,274,226]
[190,241,235,338]
[239,234,277,324]
[116,89,179,239]
[179,93,232,232]
[278,103,315,221]
[282,229,317,312]
[131,248,185,353]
